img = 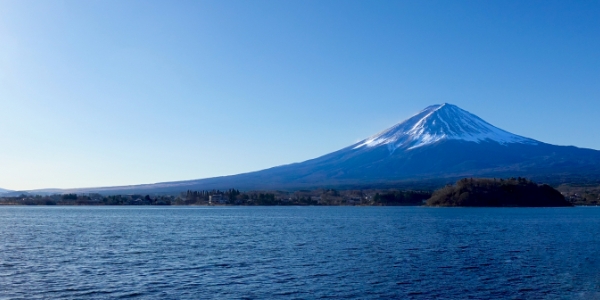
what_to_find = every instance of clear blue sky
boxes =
[1,0,599,190]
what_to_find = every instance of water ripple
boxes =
[0,206,599,299]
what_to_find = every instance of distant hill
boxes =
[426,178,571,207]
[24,104,600,195]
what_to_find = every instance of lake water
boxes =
[0,206,599,299]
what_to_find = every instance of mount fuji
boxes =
[353,103,538,151]
[34,103,600,194]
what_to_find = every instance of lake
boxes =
[0,206,599,299]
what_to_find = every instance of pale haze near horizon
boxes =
[1,1,598,190]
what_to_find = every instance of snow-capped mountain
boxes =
[27,104,600,194]
[354,103,537,151]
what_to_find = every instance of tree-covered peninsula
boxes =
[426,177,572,207]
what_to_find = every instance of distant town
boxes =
[0,188,431,206]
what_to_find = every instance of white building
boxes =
[209,194,227,204]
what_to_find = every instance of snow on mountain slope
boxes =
[354,103,538,152]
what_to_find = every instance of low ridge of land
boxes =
[426,178,571,207]
[1,178,584,207]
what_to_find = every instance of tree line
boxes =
[426,177,571,207]
[2,178,572,207]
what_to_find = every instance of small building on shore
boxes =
[209,194,227,204]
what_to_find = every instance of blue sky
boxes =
[1,0,599,190]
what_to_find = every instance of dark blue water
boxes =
[0,207,599,299]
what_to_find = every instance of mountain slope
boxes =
[30,104,600,194]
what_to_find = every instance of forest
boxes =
[426,177,572,207]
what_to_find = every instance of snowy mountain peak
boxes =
[354,103,538,151]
